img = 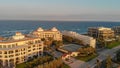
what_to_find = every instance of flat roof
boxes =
[0,35,39,44]
[0,43,41,51]
[54,51,63,58]
[60,44,83,52]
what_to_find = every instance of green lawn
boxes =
[61,63,71,68]
[16,62,70,68]
[75,54,97,62]
[106,41,120,49]
[16,63,26,68]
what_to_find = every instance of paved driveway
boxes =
[63,58,85,68]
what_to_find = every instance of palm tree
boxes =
[0,63,2,68]
[106,55,112,68]
[116,49,120,62]
[96,59,101,68]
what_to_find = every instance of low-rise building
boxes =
[0,32,44,67]
[88,27,115,41]
[32,27,62,41]
[57,44,81,59]
[62,31,96,48]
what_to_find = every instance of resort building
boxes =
[112,26,120,35]
[62,31,96,48]
[0,32,44,67]
[32,27,62,41]
[88,27,115,41]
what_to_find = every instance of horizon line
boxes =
[0,19,120,22]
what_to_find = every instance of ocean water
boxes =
[0,20,120,37]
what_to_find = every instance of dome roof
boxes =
[51,27,58,31]
[15,32,22,35]
[12,32,25,40]
[37,27,44,31]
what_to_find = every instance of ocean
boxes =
[0,20,120,37]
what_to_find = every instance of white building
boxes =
[62,31,96,48]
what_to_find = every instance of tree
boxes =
[63,35,73,43]
[106,55,112,68]
[53,40,63,48]
[78,46,96,56]
[48,37,53,41]
[44,40,52,47]
[0,60,3,68]
[44,62,49,68]
[73,38,83,45]
[95,59,101,68]
[116,49,120,62]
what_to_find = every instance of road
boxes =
[81,45,120,68]
[64,45,120,68]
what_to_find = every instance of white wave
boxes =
[3,30,33,33]
[71,28,80,31]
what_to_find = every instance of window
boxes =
[33,45,35,47]
[12,44,15,47]
[28,50,31,52]
[0,55,2,58]
[8,45,11,48]
[3,45,6,48]
[33,48,35,50]
[15,50,18,52]
[5,56,8,58]
[16,43,18,46]
[28,46,31,48]
[0,45,2,48]
[4,51,7,54]
[9,55,14,57]
[9,51,13,54]
[0,51,2,54]
[15,54,19,56]
[24,48,25,51]
[35,41,38,43]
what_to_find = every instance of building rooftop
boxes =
[60,44,83,52]
[0,33,39,43]
[0,42,41,51]
[88,27,112,30]
[35,27,59,32]
[37,27,44,31]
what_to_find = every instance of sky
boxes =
[0,0,120,21]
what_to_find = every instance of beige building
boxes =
[0,32,44,67]
[112,26,120,35]
[32,27,62,41]
[88,27,115,41]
